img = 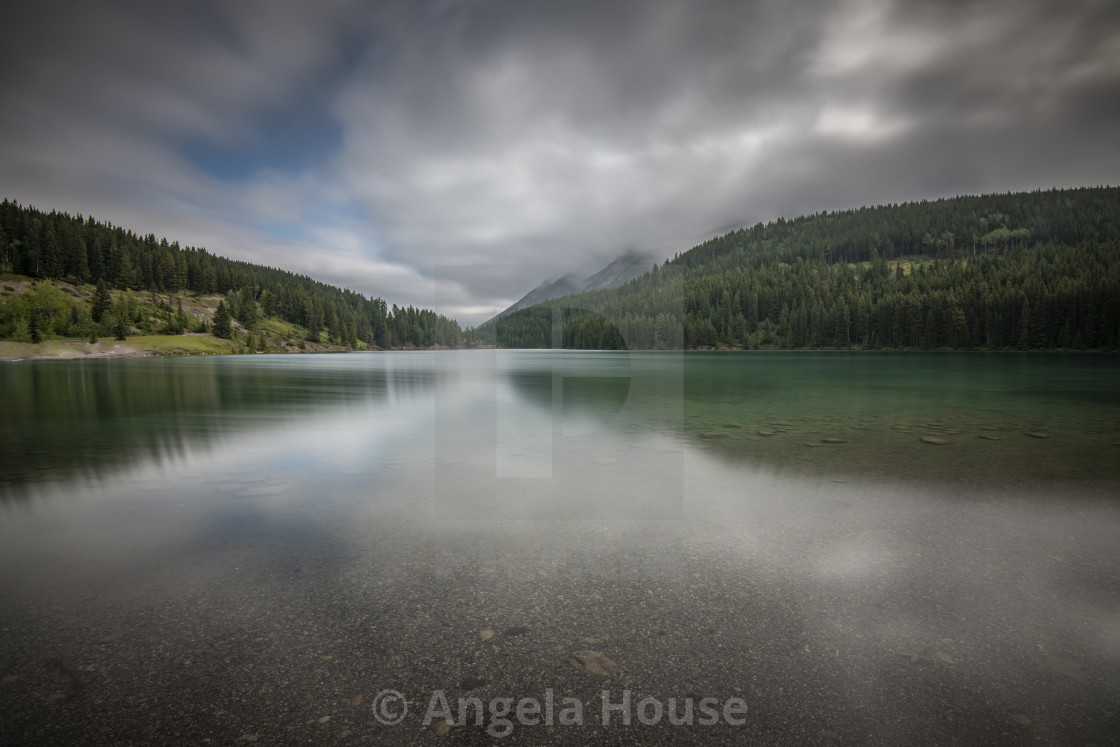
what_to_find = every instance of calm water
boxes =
[1,351,1118,744]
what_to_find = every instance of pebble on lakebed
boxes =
[570,650,620,676]
[459,676,488,690]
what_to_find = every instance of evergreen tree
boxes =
[212,300,232,339]
[90,279,112,323]
[113,313,128,341]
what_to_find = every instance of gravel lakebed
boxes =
[2,476,1118,745]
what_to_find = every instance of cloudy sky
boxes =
[2,0,1118,326]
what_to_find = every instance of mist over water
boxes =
[1,351,1118,743]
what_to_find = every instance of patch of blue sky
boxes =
[236,200,383,257]
[180,104,343,183]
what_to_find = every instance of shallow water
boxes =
[1,351,1118,744]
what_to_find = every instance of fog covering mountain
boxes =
[484,251,657,325]
[471,186,1120,351]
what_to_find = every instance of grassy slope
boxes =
[0,275,363,360]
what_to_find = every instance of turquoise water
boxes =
[1,351,1118,743]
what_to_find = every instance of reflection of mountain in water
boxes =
[0,356,437,493]
[507,372,631,427]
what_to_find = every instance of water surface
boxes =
[1,352,1118,744]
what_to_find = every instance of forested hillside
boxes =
[473,187,1120,350]
[0,199,461,348]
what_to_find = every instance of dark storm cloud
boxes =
[1,0,1118,325]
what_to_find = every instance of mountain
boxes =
[470,186,1120,351]
[485,251,657,325]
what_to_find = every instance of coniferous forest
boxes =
[471,186,1120,351]
[0,199,462,348]
[3,187,1119,353]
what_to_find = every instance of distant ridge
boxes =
[471,186,1120,351]
[485,250,657,325]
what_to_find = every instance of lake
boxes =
[1,351,1119,743]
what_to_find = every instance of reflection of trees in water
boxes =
[505,352,1120,486]
[0,359,437,496]
[506,372,631,425]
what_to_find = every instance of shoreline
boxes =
[4,339,1115,362]
[0,338,475,362]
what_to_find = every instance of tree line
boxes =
[470,187,1120,350]
[0,199,462,348]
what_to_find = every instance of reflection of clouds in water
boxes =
[2,353,1119,742]
[682,448,1120,680]
[815,541,895,582]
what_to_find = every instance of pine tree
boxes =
[212,300,232,339]
[90,280,112,322]
[67,237,90,281]
[113,313,127,341]
[28,313,42,343]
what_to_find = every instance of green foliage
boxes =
[0,199,462,348]
[476,187,1120,351]
[10,317,30,343]
[90,279,111,322]
[112,295,129,340]
[0,280,79,340]
[212,300,232,339]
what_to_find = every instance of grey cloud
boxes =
[2,0,1118,327]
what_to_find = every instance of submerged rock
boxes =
[570,650,620,676]
[1045,655,1087,683]
[459,676,488,690]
